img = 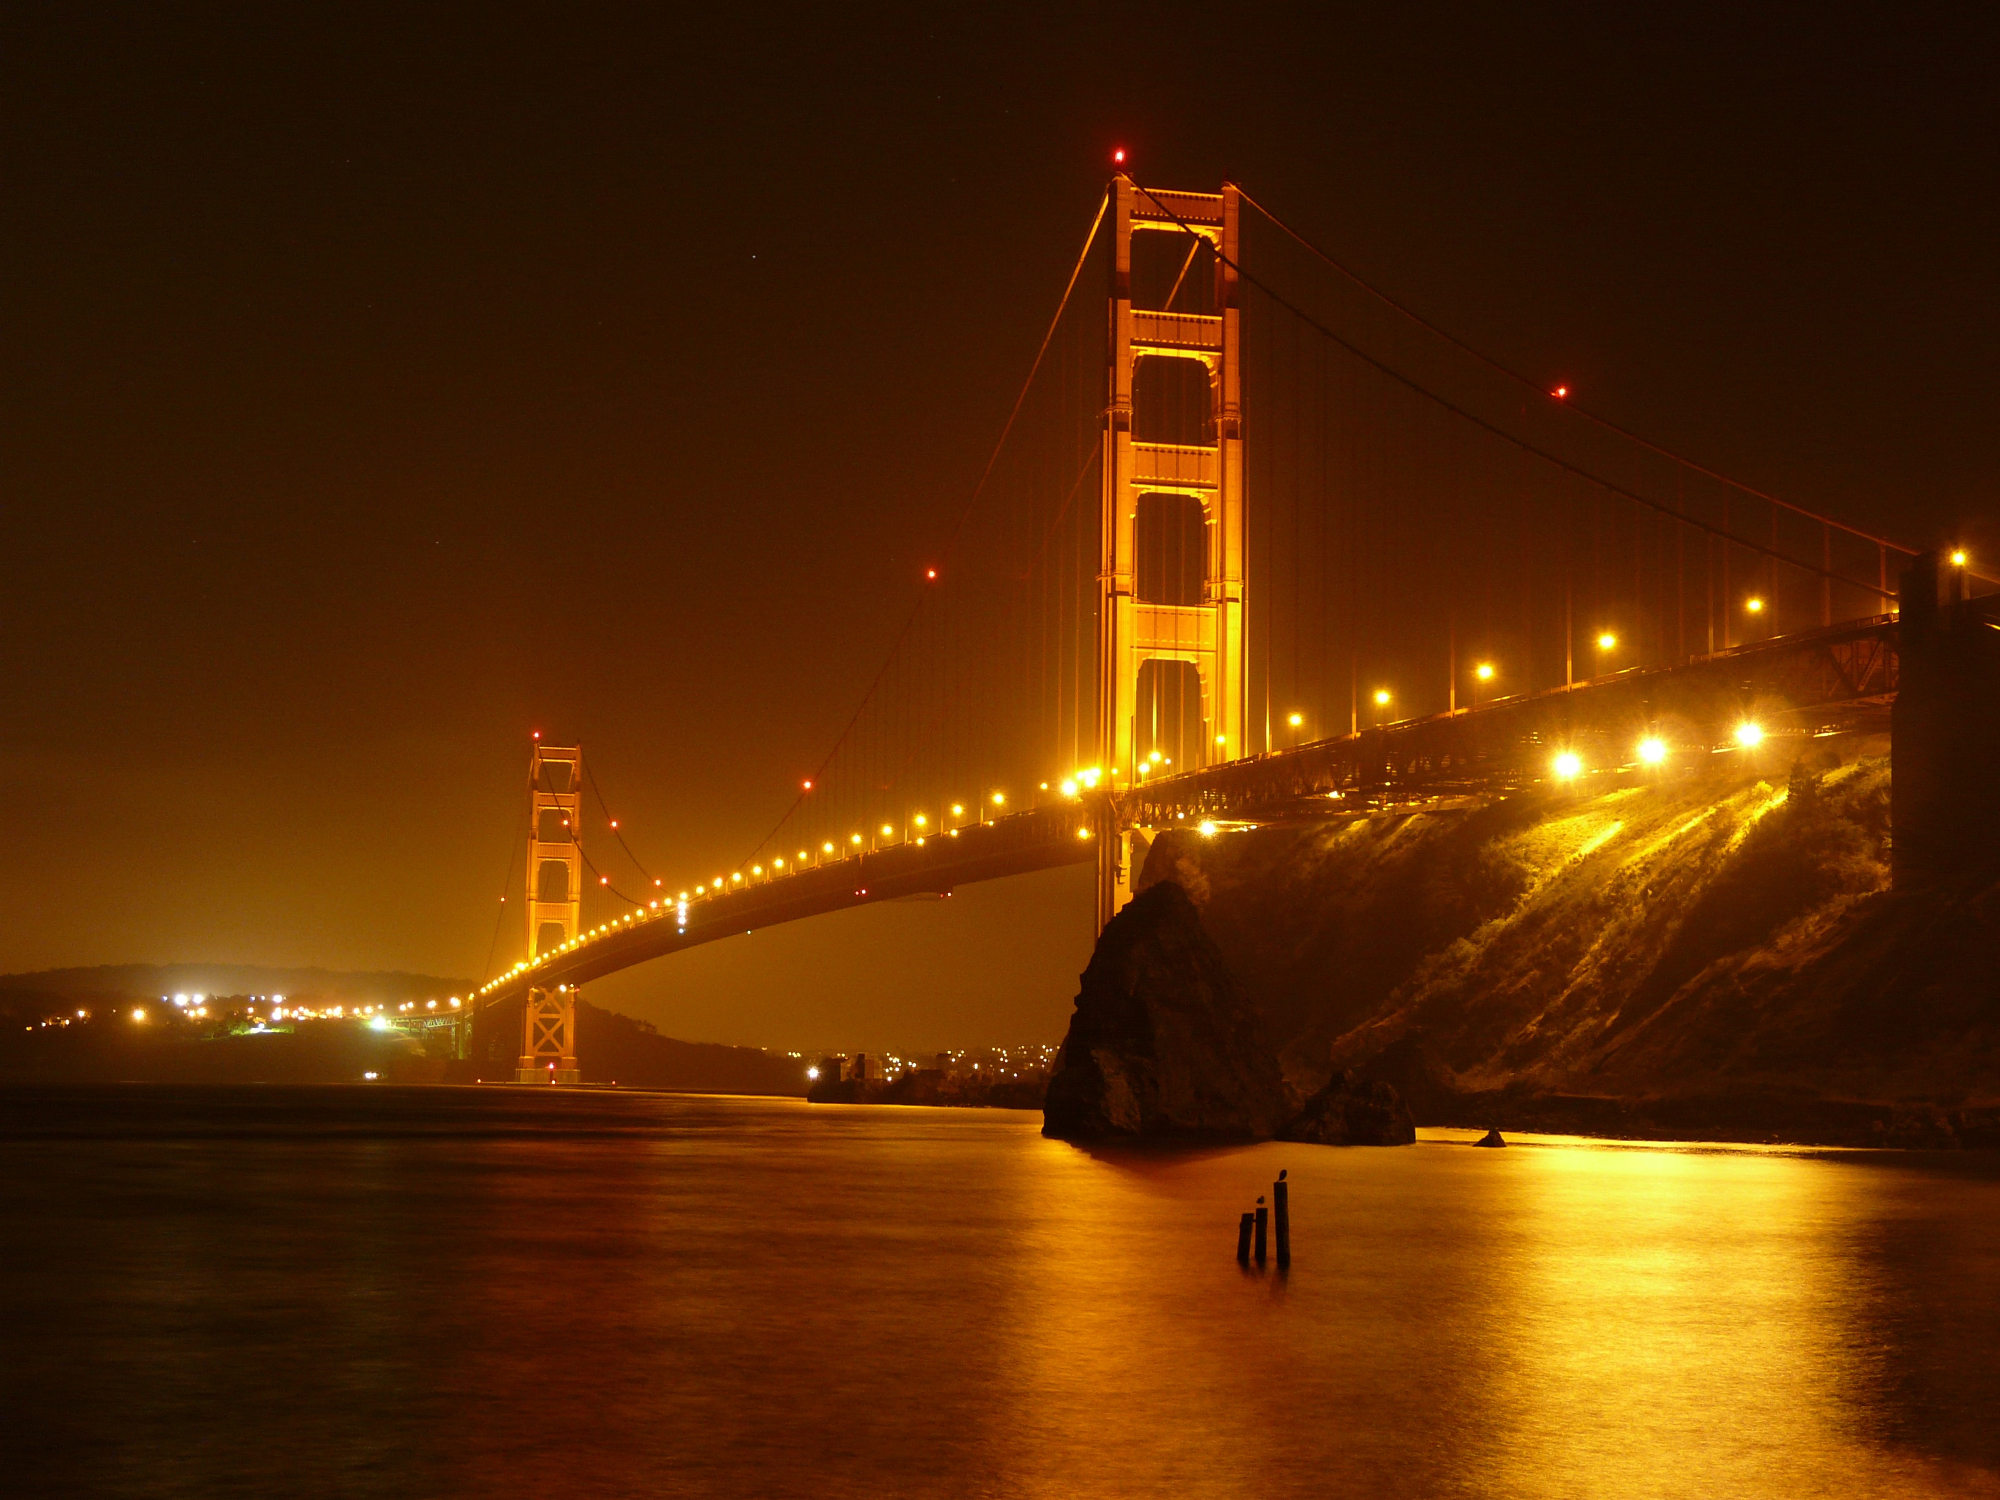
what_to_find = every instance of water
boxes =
[6,1086,1998,1499]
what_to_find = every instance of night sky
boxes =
[5,4,1995,1048]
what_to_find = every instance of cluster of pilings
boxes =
[1235,1169,1291,1271]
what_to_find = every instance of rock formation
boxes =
[1279,1070,1416,1146]
[1042,880,1288,1140]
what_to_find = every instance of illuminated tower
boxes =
[517,740,582,1083]
[1097,177,1246,929]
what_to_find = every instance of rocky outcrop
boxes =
[1279,1070,1416,1146]
[1042,881,1288,1141]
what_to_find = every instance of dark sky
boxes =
[4,3,1994,1048]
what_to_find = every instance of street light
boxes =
[1638,736,1667,765]
[1552,751,1583,780]
[1735,722,1764,748]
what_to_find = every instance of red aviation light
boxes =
[803,779,814,790]
[1552,385,1569,399]
[926,568,937,580]
[1112,148,1127,166]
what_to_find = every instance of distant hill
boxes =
[0,963,471,1005]
[1,967,807,1097]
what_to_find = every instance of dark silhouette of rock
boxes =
[1043,881,1288,1140]
[1473,1128,1506,1148]
[1279,1069,1416,1146]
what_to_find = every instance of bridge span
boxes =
[477,612,1913,1018]
[473,167,1993,1081]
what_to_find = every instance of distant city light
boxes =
[1735,722,1764,748]
[1198,820,1218,836]
[1060,778,1079,798]
[806,1066,820,1080]
[131,1008,146,1023]
[1638,737,1668,765]
[1553,752,1583,780]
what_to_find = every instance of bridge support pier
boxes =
[516,985,580,1084]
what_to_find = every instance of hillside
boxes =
[1136,738,2000,1141]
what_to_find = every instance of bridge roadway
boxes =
[475,617,1899,1010]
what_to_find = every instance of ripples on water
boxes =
[5,1085,1998,1499]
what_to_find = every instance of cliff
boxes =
[1125,741,2000,1144]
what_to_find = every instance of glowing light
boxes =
[991,792,1005,805]
[850,834,863,845]
[1287,712,1303,728]
[806,1066,820,1080]
[881,824,894,837]
[1149,750,1163,763]
[449,998,461,1008]
[131,1008,146,1022]
[822,842,834,854]
[1553,751,1583,780]
[370,1015,390,1032]
[1951,549,1968,567]
[926,568,937,580]
[914,814,927,827]
[599,875,609,885]
[1552,384,1569,399]
[803,779,813,790]
[1597,632,1618,651]
[1373,689,1392,707]
[1216,735,1227,746]
[1746,597,1765,614]
[1060,778,1079,798]
[731,872,743,883]
[609,819,618,829]
[950,804,965,816]
[532,731,540,740]
[753,865,764,876]
[1638,736,1668,765]
[1735,722,1764,748]
[1198,820,1218,836]
[1112,147,1127,165]
[1475,662,1495,682]
[1076,827,1092,840]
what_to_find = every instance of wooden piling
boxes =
[1254,1197,1268,1264]
[1274,1170,1290,1269]
[1236,1212,1254,1264]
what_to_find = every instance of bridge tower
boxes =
[1097,177,1247,930]
[518,740,582,1083]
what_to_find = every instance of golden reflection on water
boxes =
[7,1091,1999,1500]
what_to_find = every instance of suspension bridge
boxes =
[469,168,1996,1083]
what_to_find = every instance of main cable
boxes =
[1131,179,1899,601]
[1236,186,1951,567]
[736,187,1111,870]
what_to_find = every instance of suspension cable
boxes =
[737,188,1111,869]
[1236,186,1939,563]
[1131,179,1901,601]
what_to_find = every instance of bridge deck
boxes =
[476,618,1900,1009]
